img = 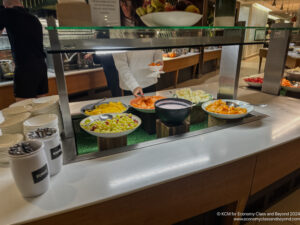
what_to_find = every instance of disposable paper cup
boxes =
[27,129,63,176]
[9,141,50,197]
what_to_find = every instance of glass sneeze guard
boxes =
[45,22,299,164]
[45,26,283,53]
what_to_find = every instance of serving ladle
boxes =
[98,114,113,120]
[226,101,267,108]
[87,114,113,126]
[226,102,240,108]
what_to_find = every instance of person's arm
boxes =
[113,53,142,96]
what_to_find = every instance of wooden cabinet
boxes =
[0,69,107,109]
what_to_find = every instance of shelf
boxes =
[45,26,300,30]
[45,26,300,53]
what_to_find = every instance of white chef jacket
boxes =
[113,50,163,92]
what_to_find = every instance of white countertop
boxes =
[1,83,300,225]
[0,68,103,88]
[288,52,300,59]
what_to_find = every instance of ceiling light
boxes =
[96,50,126,55]
[253,3,272,12]
[272,0,276,6]
[268,14,280,20]
[280,3,284,10]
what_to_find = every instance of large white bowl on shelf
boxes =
[202,99,254,120]
[140,11,202,27]
[23,114,59,135]
[80,114,141,138]
[0,134,24,164]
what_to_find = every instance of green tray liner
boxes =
[73,118,208,155]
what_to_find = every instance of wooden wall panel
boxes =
[0,84,15,109]
[251,138,300,194]
[64,70,107,94]
[24,156,256,225]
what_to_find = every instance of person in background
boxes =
[0,0,48,101]
[85,52,122,97]
[84,30,122,97]
[113,50,163,96]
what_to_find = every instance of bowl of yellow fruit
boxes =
[80,113,141,138]
[81,101,128,117]
[136,0,202,27]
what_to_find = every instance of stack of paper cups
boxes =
[27,128,63,176]
[9,141,50,197]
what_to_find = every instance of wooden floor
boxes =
[245,189,300,225]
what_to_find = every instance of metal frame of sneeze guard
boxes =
[218,22,245,99]
[47,17,77,164]
[262,23,292,95]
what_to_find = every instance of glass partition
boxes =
[44,24,298,163]
[45,26,277,53]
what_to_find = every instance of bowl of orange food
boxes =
[281,78,300,93]
[202,99,254,119]
[130,96,165,113]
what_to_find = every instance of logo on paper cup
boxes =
[32,164,48,184]
[50,145,62,160]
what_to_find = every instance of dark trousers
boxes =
[123,84,156,96]
[93,54,122,97]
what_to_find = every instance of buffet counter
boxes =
[162,50,221,87]
[259,48,300,72]
[0,68,106,109]
[0,83,299,225]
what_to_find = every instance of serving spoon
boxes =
[87,114,113,126]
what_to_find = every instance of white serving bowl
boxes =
[2,105,33,118]
[80,101,129,117]
[243,74,264,88]
[286,71,300,81]
[130,105,156,113]
[202,99,254,120]
[282,86,300,93]
[148,65,163,72]
[23,114,59,135]
[80,114,141,138]
[140,11,202,27]
[0,112,31,134]
[0,134,24,164]
[244,81,262,88]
